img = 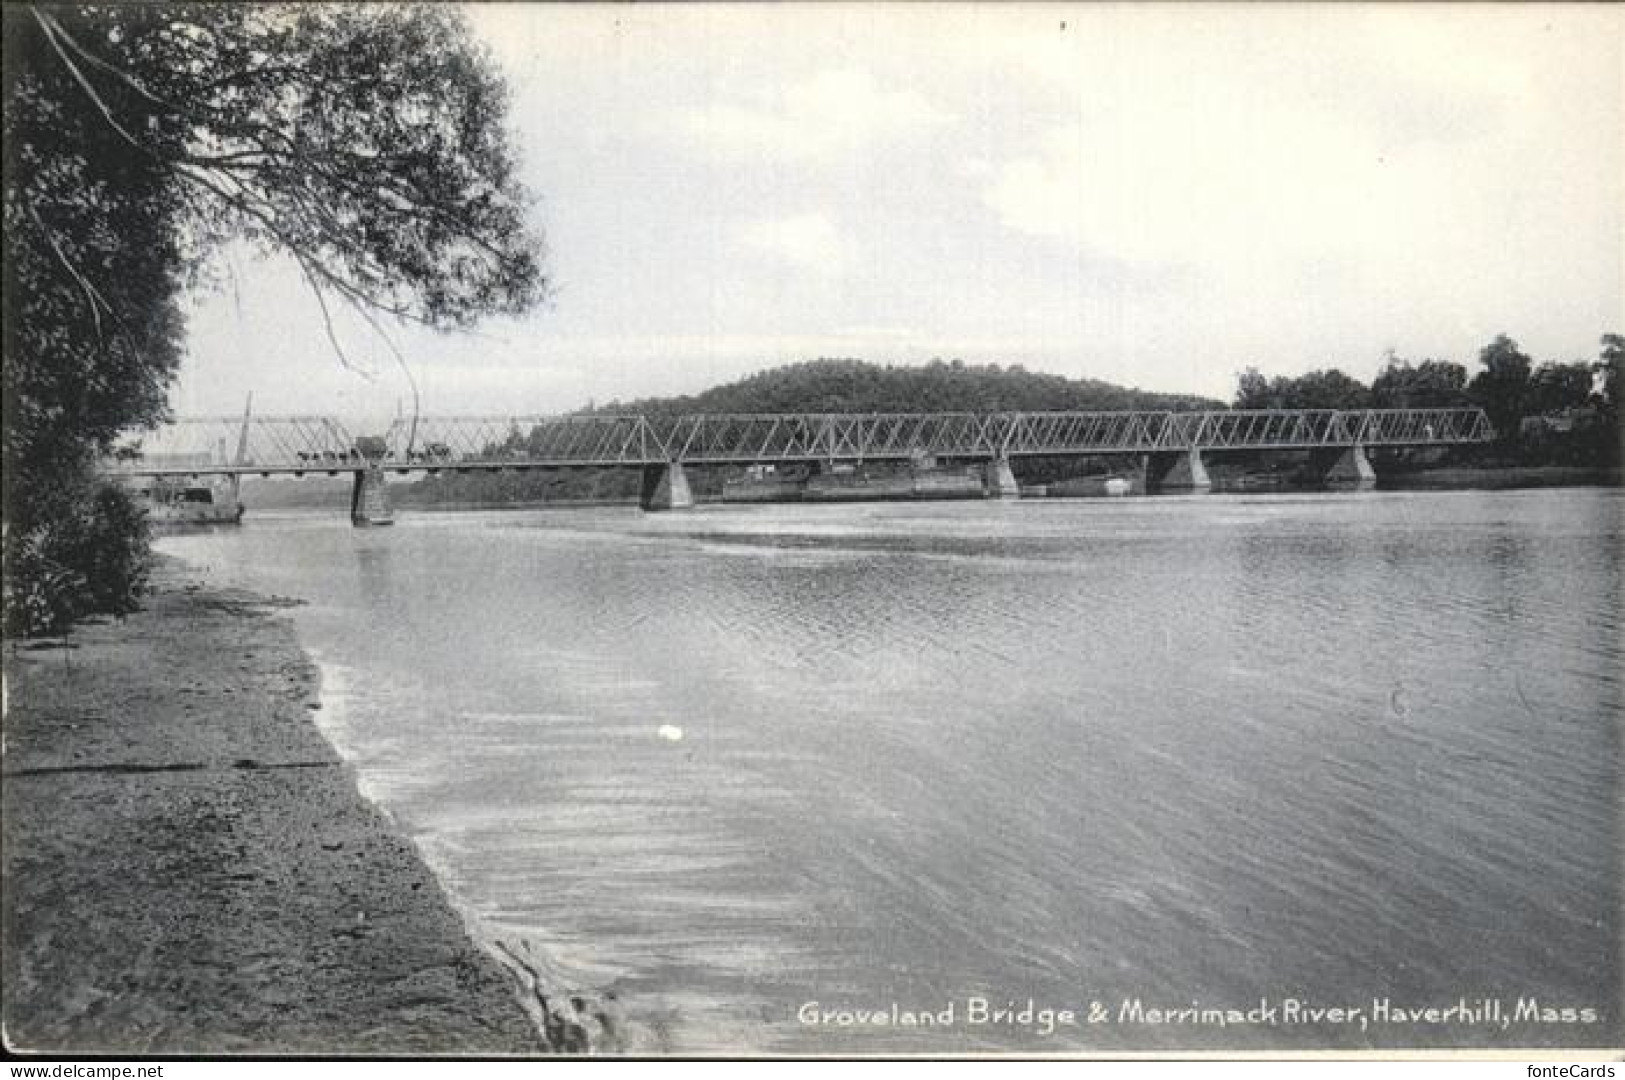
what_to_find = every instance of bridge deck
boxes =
[108,408,1493,477]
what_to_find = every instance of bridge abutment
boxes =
[1142,449,1211,493]
[982,455,1020,499]
[1307,444,1376,489]
[640,462,695,511]
[350,465,393,526]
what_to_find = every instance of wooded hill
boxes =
[396,359,1221,506]
[586,357,1221,416]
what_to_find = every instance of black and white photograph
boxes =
[2,1,1620,1061]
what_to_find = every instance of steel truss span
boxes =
[108,408,1493,476]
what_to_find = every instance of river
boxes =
[159,488,1622,1053]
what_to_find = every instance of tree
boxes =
[1595,333,1623,415]
[1285,368,1372,410]
[3,5,545,634]
[1584,333,1624,468]
[1234,367,1272,409]
[1371,357,1470,409]
[1466,335,1533,441]
[1232,366,1371,410]
[1525,361,1595,417]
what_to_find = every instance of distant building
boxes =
[1520,406,1599,436]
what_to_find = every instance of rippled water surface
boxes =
[162,490,1622,1052]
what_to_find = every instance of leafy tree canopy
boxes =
[1466,334,1534,439]
[1233,366,1372,411]
[1595,333,1622,415]
[1371,355,1470,409]
[1525,361,1595,417]
[22,5,542,323]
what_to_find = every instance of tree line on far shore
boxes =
[1233,334,1622,467]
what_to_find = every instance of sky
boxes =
[173,2,1624,430]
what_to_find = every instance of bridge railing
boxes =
[657,412,1019,463]
[106,415,359,473]
[1344,408,1495,445]
[1003,411,1170,454]
[1159,408,1494,450]
[381,415,662,466]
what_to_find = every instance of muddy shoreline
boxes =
[2,557,541,1055]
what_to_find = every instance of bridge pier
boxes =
[1142,448,1211,493]
[350,465,393,526]
[982,455,1019,499]
[640,461,694,511]
[1307,444,1376,489]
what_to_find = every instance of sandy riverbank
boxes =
[2,558,542,1055]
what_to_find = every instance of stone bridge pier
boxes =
[1306,445,1376,489]
[350,465,392,526]
[1141,449,1211,493]
[982,455,1019,499]
[640,461,694,511]
[350,435,394,526]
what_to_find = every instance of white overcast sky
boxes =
[174,2,1624,428]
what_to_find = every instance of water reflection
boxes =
[352,540,398,606]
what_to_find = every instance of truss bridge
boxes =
[108,407,1493,521]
